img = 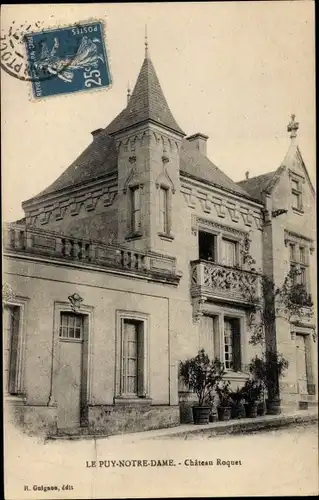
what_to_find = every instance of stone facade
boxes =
[3,49,316,437]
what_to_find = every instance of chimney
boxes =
[187,133,209,156]
[245,171,249,180]
[91,128,103,140]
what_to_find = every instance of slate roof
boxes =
[237,171,277,201]
[24,53,257,205]
[180,139,252,199]
[105,55,185,136]
[27,132,117,201]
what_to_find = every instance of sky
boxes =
[1,2,315,222]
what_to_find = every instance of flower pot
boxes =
[266,398,281,415]
[217,406,232,421]
[257,401,266,416]
[209,412,218,423]
[231,403,246,419]
[192,406,211,425]
[245,401,258,418]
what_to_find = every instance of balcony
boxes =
[190,260,260,307]
[3,224,181,286]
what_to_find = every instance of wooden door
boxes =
[56,313,86,429]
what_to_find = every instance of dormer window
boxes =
[291,178,303,212]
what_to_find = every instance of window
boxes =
[116,313,148,399]
[223,318,241,371]
[59,312,84,340]
[199,231,216,261]
[289,243,296,262]
[130,186,141,234]
[222,238,237,267]
[299,247,306,264]
[159,187,169,234]
[4,305,20,395]
[291,178,303,211]
[289,244,308,288]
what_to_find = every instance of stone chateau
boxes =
[3,39,317,436]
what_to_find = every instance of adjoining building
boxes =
[3,41,316,436]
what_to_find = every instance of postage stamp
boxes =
[24,21,112,99]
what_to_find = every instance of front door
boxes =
[56,312,87,429]
[296,334,308,395]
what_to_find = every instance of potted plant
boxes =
[179,349,225,425]
[241,379,262,418]
[208,394,218,423]
[264,351,289,415]
[229,387,246,419]
[249,356,267,416]
[216,380,232,421]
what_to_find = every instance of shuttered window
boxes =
[121,319,145,397]
[224,318,241,371]
[4,305,20,395]
[222,239,237,267]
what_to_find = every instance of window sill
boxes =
[114,396,152,405]
[224,370,249,380]
[292,207,304,215]
[125,231,143,241]
[158,232,174,242]
[59,337,83,343]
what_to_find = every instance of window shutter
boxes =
[232,319,241,372]
[8,307,20,394]
[137,323,145,397]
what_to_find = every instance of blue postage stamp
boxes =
[24,21,111,99]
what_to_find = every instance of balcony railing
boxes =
[3,224,180,284]
[191,260,260,306]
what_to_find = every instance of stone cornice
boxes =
[284,229,314,244]
[191,216,248,237]
[3,224,182,287]
[4,251,181,286]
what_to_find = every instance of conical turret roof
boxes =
[105,55,185,136]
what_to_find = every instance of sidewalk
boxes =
[47,407,318,443]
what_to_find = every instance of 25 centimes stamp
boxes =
[24,21,112,99]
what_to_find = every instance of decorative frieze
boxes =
[181,183,263,230]
[116,128,180,154]
[227,203,241,223]
[25,185,118,225]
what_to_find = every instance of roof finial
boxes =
[127,81,131,105]
[144,25,148,58]
[287,113,299,142]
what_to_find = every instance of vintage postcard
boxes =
[2,2,317,499]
